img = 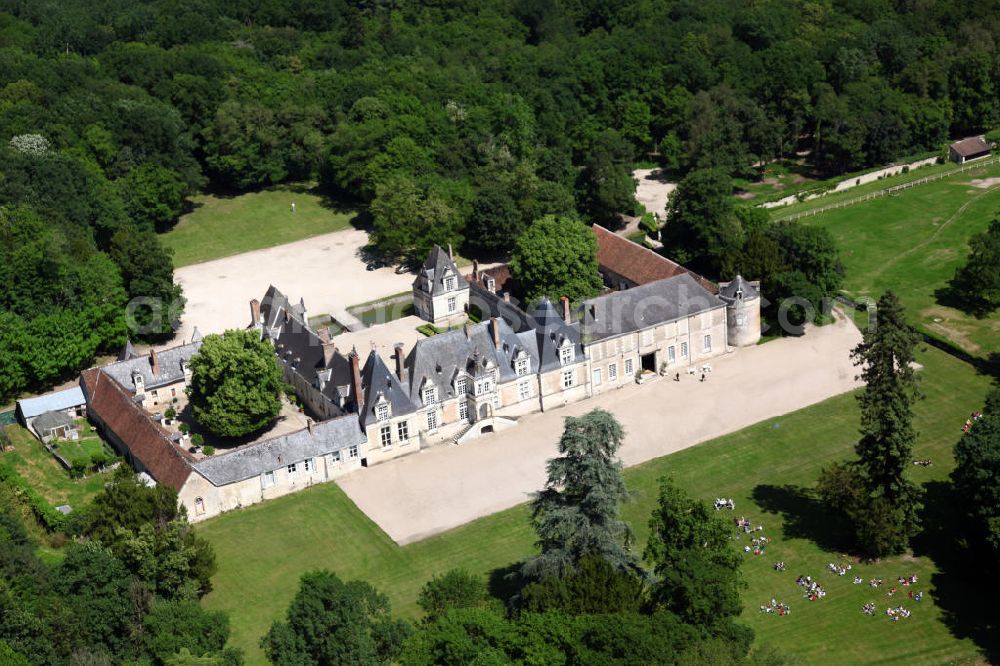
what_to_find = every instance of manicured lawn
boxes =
[199,347,993,665]
[0,425,108,509]
[161,184,358,267]
[796,161,1000,358]
[51,419,111,467]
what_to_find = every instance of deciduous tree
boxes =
[509,214,602,304]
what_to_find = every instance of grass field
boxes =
[198,346,994,665]
[794,161,1000,358]
[161,184,358,267]
[1,425,107,509]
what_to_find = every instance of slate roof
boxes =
[102,342,200,392]
[118,340,140,361]
[17,387,86,420]
[80,369,193,491]
[359,350,418,426]
[950,136,990,157]
[413,245,466,297]
[32,410,75,435]
[580,273,725,342]
[593,224,718,293]
[719,275,759,301]
[527,298,586,372]
[192,415,366,486]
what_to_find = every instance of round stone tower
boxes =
[719,275,761,347]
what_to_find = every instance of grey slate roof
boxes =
[719,275,759,301]
[32,410,75,434]
[413,245,466,297]
[580,273,725,342]
[527,298,586,372]
[360,350,418,426]
[102,342,201,392]
[17,387,86,420]
[192,415,366,486]
[118,340,140,361]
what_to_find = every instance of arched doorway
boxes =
[479,404,489,419]
[480,425,494,434]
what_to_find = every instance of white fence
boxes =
[773,156,999,222]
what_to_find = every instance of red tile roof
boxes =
[80,368,193,491]
[950,136,990,157]
[592,225,717,293]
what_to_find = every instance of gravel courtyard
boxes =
[337,313,864,544]
[166,228,415,345]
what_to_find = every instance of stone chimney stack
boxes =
[561,296,571,324]
[316,326,330,343]
[472,260,479,282]
[448,243,454,260]
[250,299,261,326]
[464,323,471,340]
[149,348,159,376]
[490,317,501,350]
[322,340,337,367]
[503,292,511,303]
[306,418,313,434]
[394,343,407,382]
[349,349,364,412]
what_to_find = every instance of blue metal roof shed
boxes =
[16,386,86,422]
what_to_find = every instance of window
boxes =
[303,458,313,472]
[608,363,618,382]
[447,296,456,312]
[593,368,602,386]
[680,342,688,358]
[562,369,575,389]
[668,346,676,364]
[624,358,634,376]
[515,358,529,376]
[287,463,297,477]
[456,377,467,395]
[459,401,468,421]
[518,380,531,401]
[348,445,359,459]
[444,276,456,291]
[380,425,392,448]
[375,404,389,422]
[194,497,205,515]
[397,421,409,442]
[475,378,492,396]
[485,276,496,291]
[560,345,573,365]
[332,450,342,463]
[703,335,712,353]
[423,386,437,405]
[427,411,438,431]
[262,470,275,488]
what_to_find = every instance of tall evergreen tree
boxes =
[521,409,641,581]
[850,290,923,555]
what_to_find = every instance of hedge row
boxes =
[0,460,66,532]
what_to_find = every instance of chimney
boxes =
[490,317,501,350]
[448,243,454,260]
[317,326,330,344]
[149,348,159,376]
[561,296,571,324]
[349,349,363,412]
[472,260,479,282]
[306,418,313,434]
[250,299,261,325]
[322,340,337,367]
[464,324,471,340]
[394,343,407,382]
[503,292,511,303]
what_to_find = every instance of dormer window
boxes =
[515,358,530,376]
[423,386,437,405]
[375,403,390,422]
[455,377,467,395]
[735,289,743,300]
[475,377,493,396]
[485,276,496,292]
[444,275,457,291]
[559,344,573,366]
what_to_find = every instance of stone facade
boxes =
[413,245,470,326]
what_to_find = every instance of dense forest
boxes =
[1,0,998,400]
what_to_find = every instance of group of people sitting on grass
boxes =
[734,516,763,533]
[886,606,912,621]
[962,411,984,433]
[714,497,735,510]
[743,535,769,555]
[796,575,826,600]
[760,598,790,616]
[774,561,786,572]
[912,458,933,467]
[828,562,853,576]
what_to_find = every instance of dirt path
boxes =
[763,157,940,209]
[338,313,863,545]
[633,168,677,219]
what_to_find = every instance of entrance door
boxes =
[641,352,656,374]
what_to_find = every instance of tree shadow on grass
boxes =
[912,480,1000,662]
[751,484,854,553]
[488,561,528,611]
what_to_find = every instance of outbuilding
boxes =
[949,136,991,164]
[16,387,87,435]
